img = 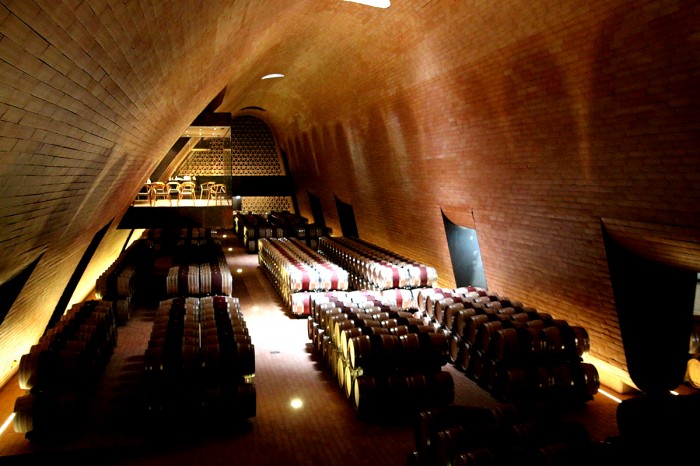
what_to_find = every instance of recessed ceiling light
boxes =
[290,398,303,409]
[344,0,390,8]
[262,73,285,80]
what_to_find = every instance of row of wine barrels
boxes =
[317,236,438,290]
[18,300,117,392]
[481,357,600,404]
[409,402,594,466]
[307,288,462,416]
[312,304,427,360]
[95,238,154,311]
[487,325,590,365]
[144,295,255,420]
[426,286,596,405]
[311,299,414,349]
[419,287,492,322]
[14,300,118,437]
[412,404,531,461]
[258,237,350,315]
[347,332,450,374]
[147,298,251,376]
[352,371,454,418]
[13,392,84,436]
[259,237,350,293]
[326,332,439,397]
[309,289,390,320]
[199,261,234,296]
[432,295,503,327]
[165,263,234,298]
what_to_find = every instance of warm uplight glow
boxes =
[0,413,15,436]
[236,268,243,273]
[290,398,303,409]
[344,0,390,8]
[261,73,285,79]
[228,247,233,252]
[597,388,622,403]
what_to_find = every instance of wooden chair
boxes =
[200,181,215,199]
[167,181,180,204]
[209,184,227,205]
[178,181,197,205]
[135,183,151,204]
[150,181,169,205]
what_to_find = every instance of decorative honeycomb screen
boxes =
[241,196,293,213]
[178,138,231,176]
[231,115,283,176]
[178,116,283,177]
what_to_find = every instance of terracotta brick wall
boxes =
[283,0,700,378]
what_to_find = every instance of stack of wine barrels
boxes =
[307,289,396,356]
[416,286,497,325]
[144,296,255,421]
[317,236,438,291]
[163,237,233,299]
[422,287,598,405]
[233,212,277,253]
[407,403,599,466]
[264,211,309,237]
[95,238,154,324]
[308,294,456,419]
[14,300,118,438]
[258,237,350,316]
[234,211,327,252]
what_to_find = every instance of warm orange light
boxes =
[597,388,622,403]
[0,413,15,436]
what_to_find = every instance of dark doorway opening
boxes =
[334,195,359,238]
[442,210,487,289]
[308,191,326,227]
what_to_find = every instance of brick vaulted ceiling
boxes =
[0,0,699,388]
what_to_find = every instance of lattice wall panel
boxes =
[231,115,283,176]
[178,138,232,176]
[241,196,293,214]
